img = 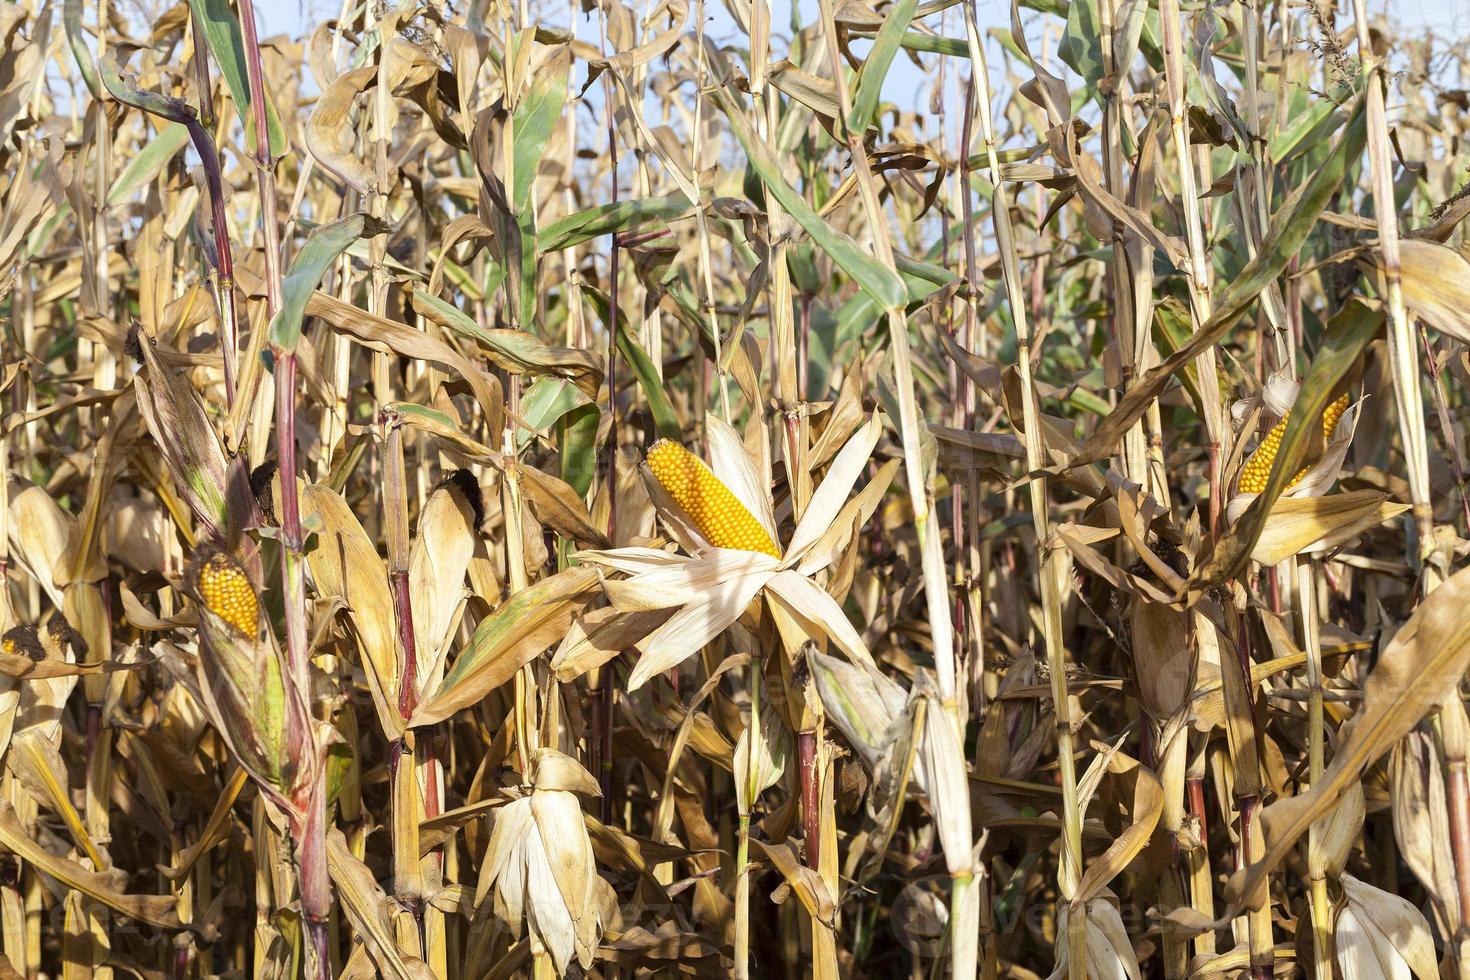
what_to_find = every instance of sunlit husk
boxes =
[1335,874,1438,980]
[476,750,606,976]
[186,548,315,814]
[128,325,231,538]
[734,702,789,814]
[1050,898,1143,980]
[408,470,481,694]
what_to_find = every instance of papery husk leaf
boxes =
[734,703,788,813]
[1337,873,1438,980]
[475,796,534,912]
[1310,779,1363,880]
[1073,750,1163,905]
[784,413,882,564]
[808,650,909,771]
[598,549,771,613]
[130,327,229,538]
[763,569,876,671]
[1379,239,1470,344]
[1391,727,1462,936]
[299,483,401,736]
[522,820,579,973]
[635,462,713,555]
[530,748,602,797]
[1050,898,1143,980]
[916,673,973,875]
[625,561,772,691]
[795,458,898,578]
[530,789,599,963]
[193,600,312,812]
[518,463,610,550]
[8,486,78,603]
[549,606,673,682]
[1130,599,1195,720]
[752,839,836,926]
[409,472,479,695]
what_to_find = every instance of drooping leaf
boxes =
[1228,563,1470,911]
[582,287,681,440]
[412,566,601,726]
[713,87,908,312]
[539,195,692,253]
[847,0,918,132]
[269,213,379,352]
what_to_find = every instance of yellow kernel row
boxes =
[196,551,260,638]
[646,440,781,558]
[1237,393,1350,495]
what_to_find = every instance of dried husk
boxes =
[1335,873,1438,980]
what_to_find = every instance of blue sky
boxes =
[257,0,1470,138]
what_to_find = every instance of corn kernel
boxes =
[646,440,781,558]
[193,550,260,638]
[1,626,43,662]
[1238,393,1350,495]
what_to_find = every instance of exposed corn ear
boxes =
[1237,393,1350,494]
[645,440,781,557]
[191,548,260,639]
[1,627,43,662]
[185,545,314,811]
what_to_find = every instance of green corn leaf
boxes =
[848,0,918,132]
[269,213,378,352]
[715,87,908,312]
[187,0,290,159]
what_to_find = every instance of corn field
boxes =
[3,0,1470,975]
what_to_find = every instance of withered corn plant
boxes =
[7,0,1470,976]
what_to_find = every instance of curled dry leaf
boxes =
[412,565,600,726]
[1247,489,1409,567]
[1230,563,1470,910]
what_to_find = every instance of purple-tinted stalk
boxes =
[799,731,819,868]
[596,54,622,823]
[181,12,237,406]
[233,1,327,972]
[234,0,285,303]
[274,356,329,978]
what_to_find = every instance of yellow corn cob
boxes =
[1237,393,1350,494]
[646,440,781,557]
[194,550,260,638]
